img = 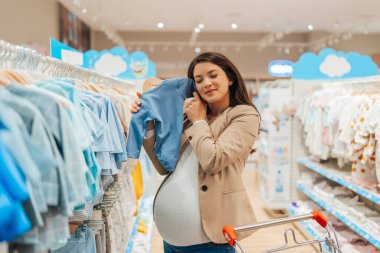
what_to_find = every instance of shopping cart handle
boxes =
[222,226,236,247]
[312,210,328,228]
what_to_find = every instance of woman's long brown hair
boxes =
[187,52,260,115]
[187,52,261,152]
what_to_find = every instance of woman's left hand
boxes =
[185,92,207,123]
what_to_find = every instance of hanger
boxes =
[84,83,101,93]
[111,86,127,95]
[0,73,10,86]
[0,41,134,91]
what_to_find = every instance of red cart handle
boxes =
[312,210,328,228]
[222,210,328,246]
[222,226,236,247]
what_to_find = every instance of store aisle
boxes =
[150,164,316,253]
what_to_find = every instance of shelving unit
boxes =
[125,153,155,253]
[298,157,380,204]
[288,206,329,252]
[292,80,380,252]
[297,182,380,249]
[125,196,147,253]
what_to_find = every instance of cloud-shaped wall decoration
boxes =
[292,48,378,80]
[320,55,351,77]
[94,53,127,76]
[83,46,156,79]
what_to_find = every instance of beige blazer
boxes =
[143,104,260,243]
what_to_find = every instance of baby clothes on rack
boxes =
[0,139,31,242]
[297,88,380,185]
[0,69,139,253]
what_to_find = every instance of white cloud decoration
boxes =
[94,53,127,76]
[320,54,351,78]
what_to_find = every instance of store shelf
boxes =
[288,206,329,252]
[125,154,154,253]
[297,182,380,249]
[125,196,147,253]
[298,157,380,205]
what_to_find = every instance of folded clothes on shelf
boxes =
[299,171,324,187]
[291,200,380,253]
[349,205,379,219]
[344,175,380,192]
[330,186,356,198]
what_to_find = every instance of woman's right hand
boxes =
[130,91,142,113]
[130,92,155,130]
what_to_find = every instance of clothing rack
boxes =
[0,40,133,88]
[321,76,380,89]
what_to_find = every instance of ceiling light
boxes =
[285,48,290,54]
[195,47,201,53]
[194,27,201,33]
[73,0,80,6]
[231,23,238,30]
[198,24,205,29]
[157,22,164,29]
[308,24,314,31]
[81,8,87,14]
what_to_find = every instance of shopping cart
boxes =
[223,210,342,253]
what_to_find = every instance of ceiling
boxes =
[59,0,380,33]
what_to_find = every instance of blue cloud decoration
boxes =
[292,48,378,80]
[83,46,156,79]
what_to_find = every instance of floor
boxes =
[150,164,317,253]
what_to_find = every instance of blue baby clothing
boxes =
[126,78,196,172]
[6,84,90,207]
[0,139,31,242]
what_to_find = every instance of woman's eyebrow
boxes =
[195,69,219,78]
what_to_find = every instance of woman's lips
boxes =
[205,89,216,95]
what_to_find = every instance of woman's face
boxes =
[193,62,231,105]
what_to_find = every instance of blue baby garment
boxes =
[126,78,196,172]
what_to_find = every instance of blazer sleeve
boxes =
[142,135,169,176]
[185,105,260,175]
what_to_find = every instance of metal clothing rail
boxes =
[320,76,380,89]
[0,40,133,88]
